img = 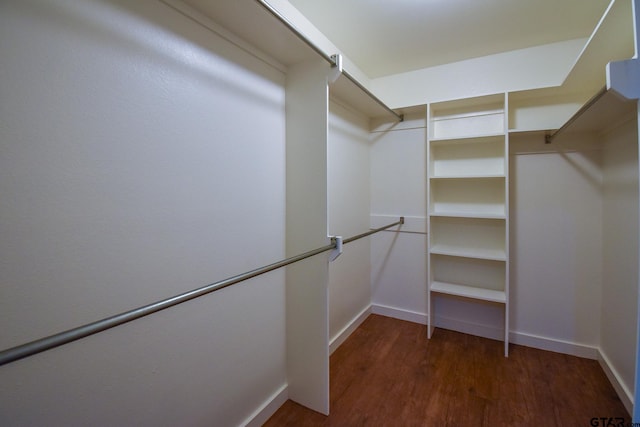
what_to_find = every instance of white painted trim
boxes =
[510,331,599,359]
[329,306,372,354]
[242,384,288,427]
[372,303,427,325]
[598,349,634,415]
[436,314,504,342]
[371,304,501,340]
[371,304,600,359]
[285,59,330,415]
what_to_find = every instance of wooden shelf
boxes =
[429,134,505,178]
[430,95,505,140]
[427,93,509,356]
[430,177,506,218]
[431,253,506,292]
[430,216,506,260]
[429,134,505,145]
[429,212,506,220]
[431,281,506,303]
[430,244,506,261]
[429,132,505,143]
[430,174,505,179]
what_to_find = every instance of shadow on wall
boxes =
[16,0,284,110]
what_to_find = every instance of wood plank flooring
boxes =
[264,314,630,427]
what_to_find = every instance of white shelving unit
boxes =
[427,93,510,356]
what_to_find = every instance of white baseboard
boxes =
[371,304,501,341]
[436,313,504,341]
[371,304,600,358]
[243,384,288,427]
[371,303,427,324]
[330,306,372,354]
[598,349,634,415]
[510,330,598,359]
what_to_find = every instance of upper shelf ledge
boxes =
[543,86,635,143]
[544,52,639,144]
[545,0,639,143]
[254,1,403,121]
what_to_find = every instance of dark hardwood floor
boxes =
[264,314,630,426]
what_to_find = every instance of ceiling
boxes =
[288,0,611,78]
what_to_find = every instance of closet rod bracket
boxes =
[329,54,343,84]
[330,54,342,70]
[328,236,343,261]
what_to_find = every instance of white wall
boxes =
[327,100,372,350]
[0,0,287,425]
[601,117,639,407]
[369,114,428,322]
[509,133,604,356]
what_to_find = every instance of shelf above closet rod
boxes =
[255,0,403,122]
[545,87,635,144]
[545,87,607,144]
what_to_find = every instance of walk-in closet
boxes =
[1,0,639,425]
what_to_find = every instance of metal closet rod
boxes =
[0,217,404,367]
[255,0,404,122]
[545,86,608,144]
